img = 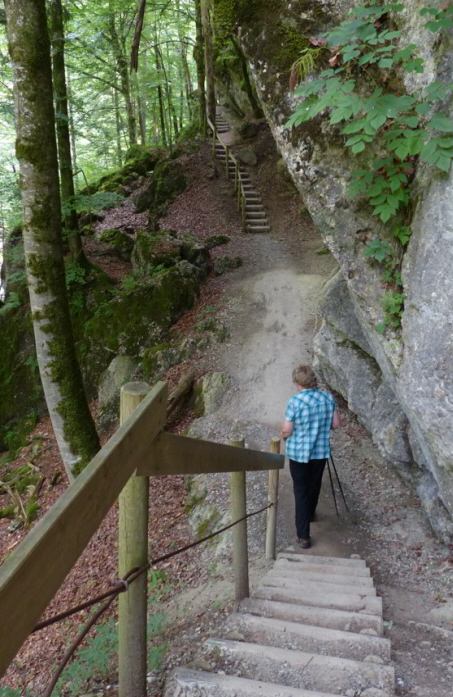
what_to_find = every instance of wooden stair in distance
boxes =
[214,114,271,234]
[163,551,395,696]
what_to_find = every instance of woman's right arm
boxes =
[332,410,340,430]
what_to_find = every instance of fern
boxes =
[290,47,328,89]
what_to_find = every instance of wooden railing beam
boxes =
[135,432,284,477]
[0,382,168,678]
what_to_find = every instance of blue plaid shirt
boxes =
[285,389,336,463]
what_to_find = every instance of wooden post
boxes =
[234,162,238,193]
[225,145,230,179]
[241,193,247,231]
[118,382,152,697]
[212,125,216,155]
[230,438,249,601]
[266,438,280,560]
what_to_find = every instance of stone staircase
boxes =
[214,113,271,234]
[164,551,395,696]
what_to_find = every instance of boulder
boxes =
[99,229,134,261]
[98,356,140,429]
[98,356,140,409]
[239,121,260,139]
[236,146,257,166]
[194,373,230,417]
[213,256,243,276]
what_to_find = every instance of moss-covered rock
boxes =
[132,229,183,270]
[99,229,134,261]
[80,261,203,388]
[213,255,243,276]
[83,146,166,197]
[132,230,209,279]
[147,160,187,230]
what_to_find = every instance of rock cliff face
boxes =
[229,0,453,539]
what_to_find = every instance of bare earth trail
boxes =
[161,127,453,697]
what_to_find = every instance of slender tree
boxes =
[195,0,208,131]
[201,0,216,125]
[109,2,137,147]
[4,0,100,480]
[50,0,88,267]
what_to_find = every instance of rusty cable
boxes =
[40,501,273,697]
[33,501,273,633]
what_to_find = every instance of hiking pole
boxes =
[330,454,349,512]
[326,458,339,517]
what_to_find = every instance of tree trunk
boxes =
[66,71,79,192]
[109,11,137,147]
[4,0,100,480]
[175,0,193,121]
[201,0,215,126]
[113,80,123,166]
[194,0,207,134]
[138,49,147,144]
[50,0,88,267]
[154,33,167,147]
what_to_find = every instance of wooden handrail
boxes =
[0,378,283,678]
[207,115,249,231]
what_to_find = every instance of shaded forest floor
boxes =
[1,130,453,697]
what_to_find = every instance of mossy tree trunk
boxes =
[4,0,100,480]
[154,29,168,147]
[175,0,193,121]
[50,0,88,268]
[201,0,216,126]
[194,0,207,135]
[109,7,137,147]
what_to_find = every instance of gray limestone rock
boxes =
[194,373,231,417]
[98,355,140,429]
[236,146,258,166]
[236,2,453,536]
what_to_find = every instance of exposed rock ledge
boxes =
[234,0,453,539]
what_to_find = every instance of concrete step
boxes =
[224,614,391,662]
[254,585,382,616]
[247,226,270,233]
[246,212,267,219]
[164,668,346,697]
[204,639,395,696]
[240,598,383,635]
[275,559,371,578]
[278,552,367,568]
[261,576,377,597]
[245,205,265,210]
[266,569,375,589]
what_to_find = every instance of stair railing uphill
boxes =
[0,380,284,697]
[207,115,248,231]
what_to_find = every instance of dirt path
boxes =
[167,123,453,697]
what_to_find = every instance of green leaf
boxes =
[375,321,387,334]
[430,114,453,132]
[370,113,387,129]
[352,141,366,153]
[436,153,453,172]
[378,58,394,69]
[416,102,430,116]
[345,135,365,146]
[342,119,366,134]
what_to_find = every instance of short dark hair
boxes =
[292,365,317,389]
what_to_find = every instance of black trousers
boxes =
[289,458,327,540]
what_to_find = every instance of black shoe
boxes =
[298,538,311,549]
